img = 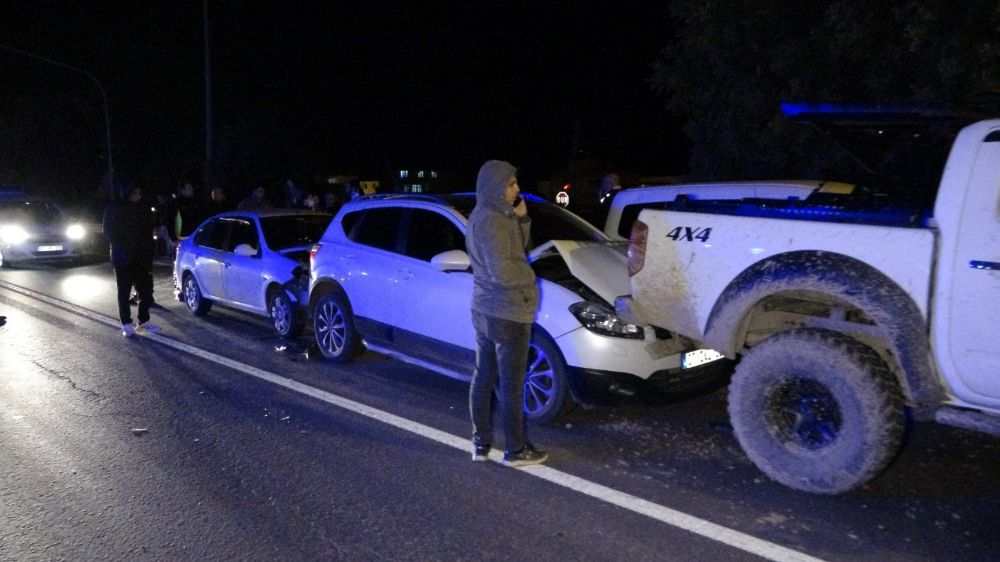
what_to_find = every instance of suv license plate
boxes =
[683,349,724,369]
[37,245,64,252]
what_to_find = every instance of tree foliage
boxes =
[652,1,1000,183]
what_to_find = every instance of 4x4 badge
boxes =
[665,226,712,242]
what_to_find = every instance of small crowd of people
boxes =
[101,176,365,337]
[142,178,363,257]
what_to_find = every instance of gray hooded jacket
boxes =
[466,160,539,324]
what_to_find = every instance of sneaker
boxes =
[472,441,491,462]
[121,323,135,338]
[135,322,161,334]
[502,444,548,467]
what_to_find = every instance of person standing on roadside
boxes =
[591,171,622,226]
[102,184,159,338]
[206,186,232,215]
[237,186,272,211]
[173,181,204,239]
[466,160,547,467]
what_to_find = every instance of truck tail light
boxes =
[627,219,647,277]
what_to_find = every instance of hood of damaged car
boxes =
[528,240,629,305]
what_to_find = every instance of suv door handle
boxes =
[397,268,413,280]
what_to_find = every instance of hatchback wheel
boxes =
[183,273,212,316]
[269,290,304,338]
[313,291,360,363]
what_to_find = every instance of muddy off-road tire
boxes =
[728,328,904,494]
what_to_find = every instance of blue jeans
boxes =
[470,310,531,454]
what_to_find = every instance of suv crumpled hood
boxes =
[528,240,628,304]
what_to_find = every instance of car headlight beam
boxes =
[0,225,30,244]
[569,301,644,339]
[66,224,86,240]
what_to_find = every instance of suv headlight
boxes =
[569,301,644,339]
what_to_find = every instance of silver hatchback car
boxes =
[174,209,332,337]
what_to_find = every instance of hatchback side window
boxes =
[403,209,465,261]
[348,207,404,252]
[193,219,230,250]
[227,219,259,252]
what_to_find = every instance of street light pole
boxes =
[0,43,115,198]
[204,0,214,196]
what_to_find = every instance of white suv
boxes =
[309,193,728,423]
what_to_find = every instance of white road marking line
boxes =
[0,279,826,562]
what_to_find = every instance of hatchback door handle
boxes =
[970,260,1000,270]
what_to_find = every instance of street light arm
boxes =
[0,43,115,196]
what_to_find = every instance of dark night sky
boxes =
[1,2,686,194]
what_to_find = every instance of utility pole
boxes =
[0,43,115,199]
[204,0,214,197]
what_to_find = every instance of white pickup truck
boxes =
[615,111,1000,494]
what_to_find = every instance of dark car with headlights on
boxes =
[0,194,90,267]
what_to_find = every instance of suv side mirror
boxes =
[430,249,471,272]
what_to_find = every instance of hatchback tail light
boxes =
[627,220,647,277]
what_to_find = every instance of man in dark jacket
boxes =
[466,160,547,467]
[103,185,159,338]
[173,181,204,239]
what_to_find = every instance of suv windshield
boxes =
[526,201,606,244]
[447,195,606,245]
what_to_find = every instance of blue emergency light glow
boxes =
[780,103,851,116]
[667,196,926,228]
[780,101,952,118]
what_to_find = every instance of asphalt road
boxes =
[1,259,998,561]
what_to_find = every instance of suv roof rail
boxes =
[354,193,451,204]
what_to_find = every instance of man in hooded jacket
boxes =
[466,160,548,467]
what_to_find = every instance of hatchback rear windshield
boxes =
[260,214,333,250]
